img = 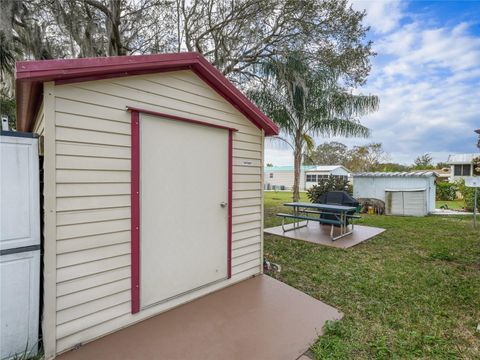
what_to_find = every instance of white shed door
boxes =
[140,114,229,308]
[386,191,404,215]
[403,191,426,216]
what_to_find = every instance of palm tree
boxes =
[251,52,379,202]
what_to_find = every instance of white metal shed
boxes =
[15,53,278,358]
[353,172,437,216]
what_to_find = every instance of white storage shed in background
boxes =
[15,53,278,359]
[353,171,437,216]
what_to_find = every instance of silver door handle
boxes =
[220,202,228,208]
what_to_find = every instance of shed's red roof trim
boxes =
[15,52,279,135]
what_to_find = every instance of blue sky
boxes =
[265,0,480,166]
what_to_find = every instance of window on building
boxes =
[306,174,317,182]
[454,164,472,176]
[454,165,462,176]
[269,173,273,179]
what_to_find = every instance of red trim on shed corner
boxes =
[131,111,141,314]
[126,106,238,132]
[227,130,233,279]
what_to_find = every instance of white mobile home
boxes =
[353,172,437,216]
[264,165,350,191]
[15,53,279,358]
[446,153,480,181]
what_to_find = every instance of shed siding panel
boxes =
[56,266,131,297]
[57,231,130,254]
[52,70,263,353]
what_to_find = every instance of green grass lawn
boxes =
[435,200,466,211]
[263,191,480,359]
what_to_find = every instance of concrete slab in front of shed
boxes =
[57,275,342,360]
[265,222,386,249]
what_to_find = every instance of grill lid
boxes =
[316,191,359,207]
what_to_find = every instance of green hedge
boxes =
[436,182,458,201]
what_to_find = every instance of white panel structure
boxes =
[0,135,40,250]
[385,191,404,215]
[0,251,40,359]
[385,190,427,216]
[0,133,40,359]
[403,191,427,216]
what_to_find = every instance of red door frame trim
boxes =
[127,106,238,132]
[128,108,234,313]
[130,110,141,314]
[227,130,233,279]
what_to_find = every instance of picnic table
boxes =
[277,202,359,241]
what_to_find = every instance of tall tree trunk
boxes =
[292,131,303,202]
[108,0,123,55]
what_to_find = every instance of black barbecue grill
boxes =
[316,191,359,208]
[316,191,359,225]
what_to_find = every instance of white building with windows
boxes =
[446,153,480,181]
[264,165,350,191]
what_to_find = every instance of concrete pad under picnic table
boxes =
[265,222,386,249]
[57,275,342,360]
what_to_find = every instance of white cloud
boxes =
[266,2,480,167]
[351,0,404,34]
[380,22,480,78]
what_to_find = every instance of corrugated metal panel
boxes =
[354,171,437,178]
[385,191,403,215]
[403,191,427,216]
[264,165,342,172]
[385,190,427,216]
[51,70,263,353]
[447,153,478,164]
